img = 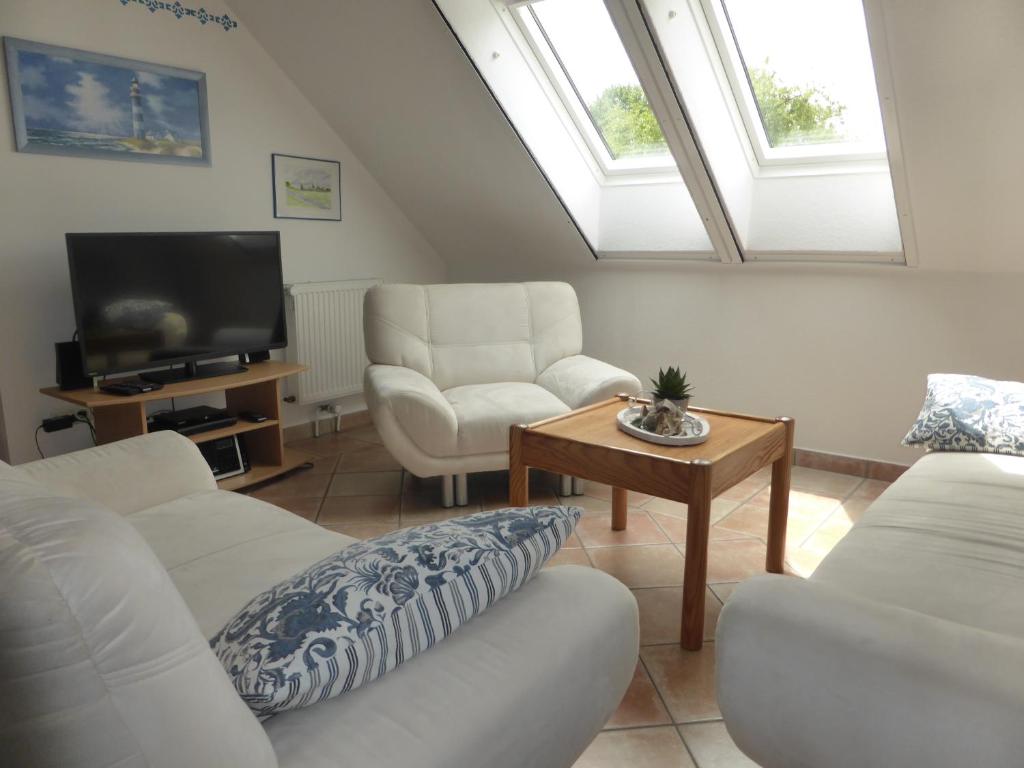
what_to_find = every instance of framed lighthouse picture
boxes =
[3,38,210,166]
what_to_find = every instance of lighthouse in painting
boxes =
[129,75,145,139]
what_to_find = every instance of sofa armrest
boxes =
[364,365,458,457]
[717,575,1024,768]
[14,431,216,516]
[537,355,642,409]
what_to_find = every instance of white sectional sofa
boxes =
[717,451,1024,768]
[363,282,641,506]
[0,431,638,768]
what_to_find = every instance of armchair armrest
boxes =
[14,431,215,516]
[364,365,458,457]
[717,575,1024,768]
[536,355,641,409]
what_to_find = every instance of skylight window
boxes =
[438,0,910,263]
[707,0,887,164]
[515,0,674,175]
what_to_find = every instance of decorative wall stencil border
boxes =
[119,0,239,31]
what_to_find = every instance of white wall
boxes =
[0,0,446,464]
[419,255,1024,466]
[556,263,1024,465]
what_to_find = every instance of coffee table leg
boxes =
[681,461,713,650]
[766,417,795,574]
[509,424,529,506]
[612,487,628,531]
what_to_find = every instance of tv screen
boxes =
[67,231,286,377]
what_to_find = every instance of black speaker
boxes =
[238,350,271,364]
[56,341,91,391]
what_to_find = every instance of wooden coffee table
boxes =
[509,395,794,650]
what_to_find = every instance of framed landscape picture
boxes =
[272,153,342,221]
[3,37,210,165]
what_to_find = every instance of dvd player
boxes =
[151,405,237,436]
[174,416,237,437]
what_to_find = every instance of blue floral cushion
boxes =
[210,505,580,717]
[903,373,1024,456]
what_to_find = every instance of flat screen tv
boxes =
[67,231,286,383]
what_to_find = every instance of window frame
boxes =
[508,1,679,180]
[699,0,888,168]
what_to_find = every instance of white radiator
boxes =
[286,279,381,404]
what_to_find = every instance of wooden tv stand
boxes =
[40,361,308,491]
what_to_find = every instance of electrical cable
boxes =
[34,426,44,458]
[75,414,97,445]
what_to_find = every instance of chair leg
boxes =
[559,474,573,497]
[572,477,585,496]
[441,475,454,508]
[455,473,469,507]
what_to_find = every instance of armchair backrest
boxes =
[364,282,583,391]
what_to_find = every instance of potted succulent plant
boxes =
[650,366,694,411]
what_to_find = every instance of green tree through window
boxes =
[586,70,844,159]
[748,65,846,147]
[587,84,668,159]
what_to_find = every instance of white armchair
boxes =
[363,282,641,506]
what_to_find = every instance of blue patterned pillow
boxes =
[903,374,1024,456]
[210,505,579,717]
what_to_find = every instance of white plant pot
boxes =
[654,396,690,413]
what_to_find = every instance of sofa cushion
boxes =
[903,373,1024,456]
[211,506,580,717]
[263,566,638,768]
[0,475,276,768]
[127,489,357,636]
[363,282,584,392]
[444,382,569,455]
[427,283,538,390]
[812,451,1024,638]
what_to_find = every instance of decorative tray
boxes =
[616,406,711,446]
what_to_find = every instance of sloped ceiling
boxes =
[228,0,592,279]
[871,0,1024,271]
[232,0,1024,274]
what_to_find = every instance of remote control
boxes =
[100,380,164,396]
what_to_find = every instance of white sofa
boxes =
[0,431,638,768]
[717,451,1024,768]
[363,282,641,506]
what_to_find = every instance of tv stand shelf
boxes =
[186,418,280,445]
[40,361,307,491]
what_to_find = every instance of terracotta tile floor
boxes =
[253,425,890,768]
